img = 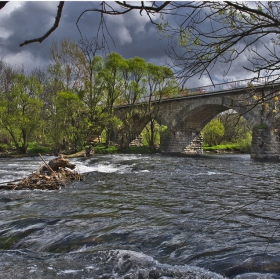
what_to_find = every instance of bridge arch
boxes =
[162,96,258,130]
[159,96,259,154]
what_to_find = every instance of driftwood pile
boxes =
[0,154,82,190]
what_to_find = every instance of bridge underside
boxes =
[160,104,226,154]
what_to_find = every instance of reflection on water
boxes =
[0,153,280,278]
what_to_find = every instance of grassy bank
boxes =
[0,142,249,158]
[203,143,250,153]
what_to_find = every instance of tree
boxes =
[0,73,43,153]
[4,1,280,84]
[86,2,280,104]
[49,38,106,142]
[118,57,147,150]
[121,57,147,105]
[219,111,251,143]
[51,90,89,152]
[98,52,127,145]
[144,63,177,152]
[78,37,104,135]
[202,119,225,146]
[161,2,280,85]
[49,38,87,92]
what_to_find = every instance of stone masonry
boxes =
[114,83,280,160]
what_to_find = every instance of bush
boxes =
[93,143,118,154]
[202,119,225,146]
[27,142,51,154]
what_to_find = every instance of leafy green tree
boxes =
[51,90,89,152]
[144,63,177,152]
[118,57,147,150]
[202,119,225,146]
[101,52,127,110]
[0,73,43,153]
[142,121,168,150]
[121,57,147,104]
[49,39,106,143]
[81,55,104,129]
[98,52,127,145]
[219,111,251,143]
[78,38,105,139]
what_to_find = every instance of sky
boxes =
[0,1,270,89]
[0,2,169,71]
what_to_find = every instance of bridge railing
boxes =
[187,74,280,96]
[117,74,280,106]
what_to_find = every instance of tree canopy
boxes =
[0,39,177,154]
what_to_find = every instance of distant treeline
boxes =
[0,38,179,154]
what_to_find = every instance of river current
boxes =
[0,153,280,278]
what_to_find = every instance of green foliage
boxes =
[237,132,252,153]
[194,37,200,46]
[0,42,176,155]
[179,28,191,50]
[50,90,89,151]
[203,143,240,151]
[202,112,252,153]
[93,143,118,154]
[27,142,51,154]
[141,122,167,151]
[157,14,169,34]
[203,139,251,153]
[0,73,43,153]
[202,119,225,146]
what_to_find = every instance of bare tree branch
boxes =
[160,2,280,84]
[19,1,64,47]
[0,1,8,10]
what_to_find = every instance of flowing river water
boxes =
[1,153,280,278]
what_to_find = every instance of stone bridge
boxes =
[113,76,280,160]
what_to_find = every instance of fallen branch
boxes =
[38,153,54,174]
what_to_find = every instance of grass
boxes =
[203,142,250,153]
[1,140,250,158]
[93,143,119,154]
[27,142,52,155]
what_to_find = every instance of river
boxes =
[0,153,280,278]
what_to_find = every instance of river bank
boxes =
[0,143,249,159]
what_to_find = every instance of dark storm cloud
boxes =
[1,2,59,53]
[0,1,275,88]
[0,1,168,72]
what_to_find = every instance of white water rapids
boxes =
[0,153,280,278]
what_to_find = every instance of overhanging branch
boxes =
[0,2,8,10]
[19,1,64,47]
